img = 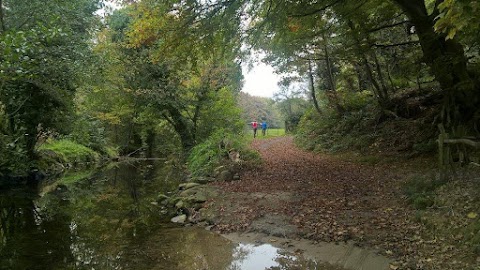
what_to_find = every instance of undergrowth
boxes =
[295,91,438,158]
[188,129,261,177]
[403,174,447,210]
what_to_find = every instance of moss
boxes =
[38,139,100,172]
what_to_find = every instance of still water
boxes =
[0,161,342,270]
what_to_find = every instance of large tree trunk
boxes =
[392,0,479,125]
[165,105,196,153]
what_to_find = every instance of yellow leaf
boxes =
[446,28,457,40]
[467,212,478,219]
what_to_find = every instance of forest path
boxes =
[210,136,417,265]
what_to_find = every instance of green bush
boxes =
[187,129,261,177]
[0,131,31,176]
[296,107,378,153]
[66,115,115,157]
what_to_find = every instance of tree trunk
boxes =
[0,0,6,33]
[308,61,322,116]
[322,34,344,114]
[166,105,196,153]
[348,20,390,109]
[392,0,479,124]
[372,50,389,99]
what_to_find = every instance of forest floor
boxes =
[203,136,479,270]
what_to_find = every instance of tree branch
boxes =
[368,20,409,33]
[371,40,420,48]
[443,138,480,149]
[288,0,344,17]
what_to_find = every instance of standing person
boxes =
[251,120,258,138]
[261,120,267,136]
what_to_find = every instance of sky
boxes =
[241,62,281,98]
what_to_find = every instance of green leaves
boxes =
[0,0,100,174]
[434,0,479,40]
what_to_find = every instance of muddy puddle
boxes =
[224,232,391,270]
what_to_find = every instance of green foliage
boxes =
[0,0,100,175]
[66,114,114,156]
[237,92,283,128]
[0,128,30,176]
[435,0,480,40]
[196,87,245,142]
[187,129,261,177]
[403,175,446,210]
[56,169,95,185]
[38,139,99,165]
[75,3,243,155]
[296,107,375,153]
[340,90,373,111]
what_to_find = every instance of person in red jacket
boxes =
[251,121,258,138]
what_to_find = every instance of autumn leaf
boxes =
[467,212,478,219]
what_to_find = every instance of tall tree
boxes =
[98,1,244,153]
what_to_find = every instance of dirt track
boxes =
[207,137,412,256]
[202,136,479,269]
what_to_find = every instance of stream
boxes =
[0,161,385,270]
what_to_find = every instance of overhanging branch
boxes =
[368,20,409,33]
[288,0,344,17]
[371,40,420,48]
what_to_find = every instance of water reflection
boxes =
[1,161,343,270]
[228,243,343,270]
[0,161,188,269]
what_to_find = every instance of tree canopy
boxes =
[1,0,479,176]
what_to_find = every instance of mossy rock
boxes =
[178,182,201,190]
[175,200,185,209]
[218,170,233,181]
[191,177,212,184]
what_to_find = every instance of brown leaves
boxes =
[207,137,477,269]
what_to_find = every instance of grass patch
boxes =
[38,139,99,165]
[261,128,285,138]
[245,128,286,141]
[403,175,447,210]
